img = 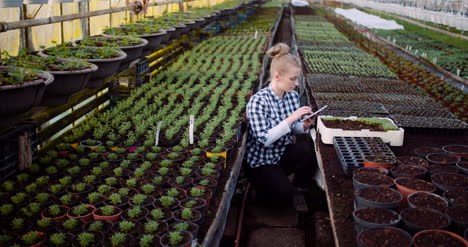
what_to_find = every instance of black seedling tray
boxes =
[316,100,389,115]
[333,136,395,176]
[385,105,457,119]
[390,115,468,129]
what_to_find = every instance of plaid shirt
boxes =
[245,84,304,168]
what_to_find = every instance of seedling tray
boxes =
[333,136,395,176]
[385,105,457,119]
[318,116,404,146]
[391,115,468,129]
[315,100,389,115]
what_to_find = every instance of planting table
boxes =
[312,130,468,247]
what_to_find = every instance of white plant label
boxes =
[415,50,418,55]
[254,30,258,39]
[155,122,161,146]
[409,46,412,51]
[392,38,396,43]
[456,68,461,76]
[189,115,194,145]
[461,85,464,91]
[433,57,437,64]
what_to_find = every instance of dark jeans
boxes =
[245,143,317,206]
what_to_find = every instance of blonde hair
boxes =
[267,43,301,79]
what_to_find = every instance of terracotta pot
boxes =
[22,231,46,247]
[92,206,122,223]
[413,229,468,247]
[363,155,396,169]
[394,177,436,201]
[67,204,96,222]
[41,205,70,222]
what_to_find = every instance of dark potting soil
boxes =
[365,155,395,164]
[357,187,400,203]
[354,172,393,187]
[293,7,315,15]
[402,208,449,228]
[444,189,468,205]
[397,177,435,191]
[428,164,460,174]
[391,165,426,177]
[432,173,468,189]
[446,204,468,224]
[358,228,411,247]
[427,153,460,164]
[322,119,385,131]
[355,208,398,224]
[414,230,466,247]
[413,146,443,157]
[459,162,468,169]
[396,156,429,167]
[444,145,468,154]
[408,192,447,211]
[353,167,387,176]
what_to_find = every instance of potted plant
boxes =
[122,206,149,222]
[104,193,129,209]
[355,186,402,210]
[92,205,122,223]
[67,204,96,222]
[357,227,412,247]
[363,155,397,169]
[147,208,172,222]
[61,218,82,234]
[143,220,167,235]
[1,50,98,106]
[41,205,70,222]
[168,176,194,189]
[83,220,113,234]
[20,231,46,247]
[129,194,155,208]
[443,189,468,205]
[138,234,160,247]
[391,165,427,178]
[408,191,449,212]
[352,171,394,189]
[401,207,450,233]
[159,231,193,247]
[115,220,139,235]
[36,218,55,234]
[155,196,179,211]
[413,229,468,247]
[48,232,72,247]
[74,232,103,247]
[109,232,131,247]
[103,26,168,56]
[353,207,401,232]
[74,36,148,71]
[179,198,206,215]
[426,153,461,165]
[38,44,127,89]
[0,66,53,127]
[431,173,468,191]
[173,207,203,225]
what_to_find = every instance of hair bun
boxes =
[267,43,290,59]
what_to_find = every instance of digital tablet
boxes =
[300,105,328,122]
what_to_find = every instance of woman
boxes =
[244,43,317,206]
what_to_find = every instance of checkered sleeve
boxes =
[246,95,270,145]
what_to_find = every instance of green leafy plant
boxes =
[99,205,116,216]
[190,187,205,197]
[87,192,102,204]
[167,153,180,159]
[166,188,179,198]
[88,152,99,160]
[78,158,90,167]
[140,184,155,195]
[1,181,14,192]
[179,167,192,176]
[180,208,194,220]
[63,218,79,230]
[127,206,143,218]
[11,218,25,230]
[49,233,66,246]
[110,232,126,246]
[21,202,41,217]
[0,204,14,216]
[184,200,197,208]
[159,196,175,208]
[117,188,130,196]
[160,160,172,167]
[126,178,138,188]
[144,221,160,233]
[105,177,118,186]
[168,231,183,246]
[35,176,50,186]
[48,205,62,216]
[60,194,73,205]
[146,153,157,161]
[21,231,42,246]
[158,167,169,175]
[97,184,111,195]
[108,193,123,205]
[72,204,90,216]
[49,184,63,194]
[10,192,28,204]
[174,176,185,184]
[77,232,96,247]
[37,218,52,229]
[72,183,87,192]
[139,234,154,247]
[83,175,96,185]
[59,176,72,186]
[173,222,189,231]
[119,221,135,232]
[199,179,210,186]
[201,167,215,177]
[152,176,163,184]
[35,193,50,203]
[88,221,104,231]
[150,208,164,220]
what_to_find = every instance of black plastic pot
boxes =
[0,66,53,127]
[407,191,449,212]
[445,203,468,235]
[353,172,394,190]
[431,172,468,191]
[161,27,176,44]
[426,153,461,165]
[41,62,98,106]
[391,165,427,179]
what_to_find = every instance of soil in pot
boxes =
[321,118,388,131]
[445,204,468,227]
[443,144,468,157]
[457,161,468,175]
[413,230,468,247]
[357,187,401,202]
[364,155,396,169]
[432,173,468,191]
[396,156,429,167]
[353,207,400,230]
[357,227,412,247]
[443,189,468,205]
[353,167,389,176]
[391,165,427,178]
[353,172,394,189]
[428,163,460,174]
[427,153,461,165]
[401,207,450,232]
[395,177,436,193]
[413,146,443,158]
[160,230,192,247]
[408,191,448,211]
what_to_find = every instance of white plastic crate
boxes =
[317,116,404,146]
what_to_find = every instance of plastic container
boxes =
[364,155,396,169]
[445,204,468,234]
[353,172,394,190]
[357,227,412,247]
[413,146,443,158]
[391,165,427,179]
[318,116,405,146]
[443,189,468,205]
[355,186,402,210]
[456,161,468,175]
[407,191,449,212]
[426,153,461,165]
[443,144,468,158]
[401,207,450,233]
[431,173,468,191]
[394,177,437,200]
[396,156,429,167]
[353,207,401,233]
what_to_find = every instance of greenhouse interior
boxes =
[0,0,467,245]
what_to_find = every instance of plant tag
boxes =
[461,85,464,91]
[155,122,161,146]
[433,57,437,64]
[456,68,461,76]
[392,38,396,43]
[189,115,194,145]
[409,46,412,51]
[254,30,258,39]
[414,49,418,55]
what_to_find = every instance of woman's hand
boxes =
[302,114,317,131]
[286,106,312,126]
